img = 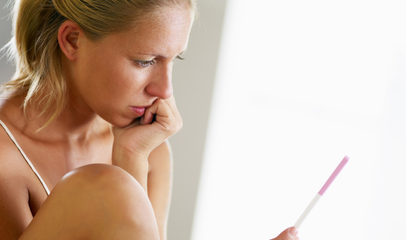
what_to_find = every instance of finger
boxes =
[271,227,299,240]
[162,95,182,130]
[143,99,172,125]
[142,100,159,125]
[128,117,142,127]
[164,95,181,118]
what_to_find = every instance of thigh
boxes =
[19,164,159,240]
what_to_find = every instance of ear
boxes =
[58,20,83,61]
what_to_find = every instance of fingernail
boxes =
[288,227,298,238]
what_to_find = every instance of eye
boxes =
[136,60,155,67]
[172,55,185,63]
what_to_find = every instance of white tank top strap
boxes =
[0,120,50,195]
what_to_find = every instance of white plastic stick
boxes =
[294,156,349,228]
[294,193,321,228]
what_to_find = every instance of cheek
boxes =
[99,61,147,101]
[77,49,148,104]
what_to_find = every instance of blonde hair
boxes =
[1,0,196,130]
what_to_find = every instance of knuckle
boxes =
[165,116,182,133]
[169,118,182,133]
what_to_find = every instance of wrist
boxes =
[112,146,150,191]
[112,138,150,159]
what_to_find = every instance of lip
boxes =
[130,106,147,116]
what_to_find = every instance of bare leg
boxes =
[19,164,159,240]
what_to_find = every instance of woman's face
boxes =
[68,7,193,127]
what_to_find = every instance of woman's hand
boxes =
[112,96,182,190]
[271,227,299,240]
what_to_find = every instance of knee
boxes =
[57,164,150,211]
[50,164,158,237]
[62,163,141,196]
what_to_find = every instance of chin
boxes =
[98,114,135,128]
[110,117,141,128]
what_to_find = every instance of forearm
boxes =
[147,141,173,240]
[112,148,149,192]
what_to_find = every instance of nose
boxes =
[145,64,173,99]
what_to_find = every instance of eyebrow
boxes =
[137,53,167,58]
[136,49,187,59]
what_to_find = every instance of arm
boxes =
[147,141,173,240]
[112,97,181,192]
[111,97,181,239]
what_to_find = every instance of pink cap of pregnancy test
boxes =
[318,156,349,196]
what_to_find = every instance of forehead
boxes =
[100,7,193,56]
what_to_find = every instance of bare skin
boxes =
[0,6,191,240]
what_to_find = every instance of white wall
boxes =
[192,1,406,240]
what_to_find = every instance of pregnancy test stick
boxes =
[294,156,349,228]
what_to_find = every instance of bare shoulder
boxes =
[0,99,40,238]
[0,120,36,239]
[0,114,29,183]
[0,97,29,178]
[0,120,31,197]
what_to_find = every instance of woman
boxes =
[0,0,299,239]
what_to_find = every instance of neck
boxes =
[14,94,109,143]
